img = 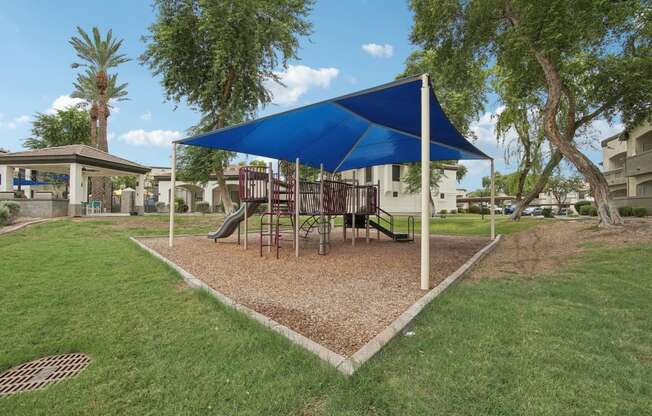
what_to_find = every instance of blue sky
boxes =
[0,0,620,191]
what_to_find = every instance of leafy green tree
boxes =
[111,176,137,190]
[23,108,90,149]
[547,174,584,209]
[140,0,313,213]
[409,0,651,226]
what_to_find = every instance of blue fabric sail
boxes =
[178,75,489,171]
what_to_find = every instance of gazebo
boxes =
[0,144,150,216]
[169,74,496,290]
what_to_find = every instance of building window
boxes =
[392,165,401,182]
[392,191,398,198]
[365,166,373,184]
[637,180,652,196]
[440,193,445,199]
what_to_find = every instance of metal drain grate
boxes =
[0,353,92,396]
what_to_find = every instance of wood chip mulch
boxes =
[140,230,489,356]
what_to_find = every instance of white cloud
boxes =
[266,65,339,106]
[0,114,30,129]
[140,111,152,121]
[118,129,181,147]
[47,95,87,114]
[361,43,394,58]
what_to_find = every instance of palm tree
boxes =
[71,68,128,148]
[69,26,129,152]
[70,27,128,210]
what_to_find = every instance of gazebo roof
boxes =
[0,145,150,175]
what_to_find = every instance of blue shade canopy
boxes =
[178,74,489,171]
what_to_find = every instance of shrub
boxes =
[632,206,647,217]
[618,206,634,217]
[195,201,210,214]
[468,205,480,214]
[580,205,597,216]
[174,197,188,213]
[155,201,167,212]
[575,200,592,213]
[439,209,448,215]
[0,205,10,226]
[542,207,553,218]
[449,209,457,214]
[0,201,20,218]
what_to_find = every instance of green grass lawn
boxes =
[1,218,650,415]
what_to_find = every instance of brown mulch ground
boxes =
[470,218,652,280]
[140,231,489,356]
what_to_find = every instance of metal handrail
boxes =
[376,206,394,235]
[407,216,415,241]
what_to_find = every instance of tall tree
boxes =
[71,68,128,147]
[409,0,651,226]
[23,108,91,149]
[140,0,313,214]
[70,26,129,209]
[493,73,552,219]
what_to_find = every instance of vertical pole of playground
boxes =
[168,143,176,248]
[319,163,325,255]
[490,158,496,240]
[420,73,430,291]
[295,158,300,257]
[352,170,356,247]
[268,162,273,253]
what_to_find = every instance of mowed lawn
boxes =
[0,217,650,415]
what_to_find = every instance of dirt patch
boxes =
[470,218,652,280]
[139,231,489,356]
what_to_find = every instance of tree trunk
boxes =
[512,150,563,220]
[216,174,234,214]
[96,71,112,210]
[90,103,98,147]
[532,51,622,226]
[504,0,622,226]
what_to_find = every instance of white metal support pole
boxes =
[268,162,273,253]
[244,202,248,250]
[168,143,177,247]
[490,158,496,240]
[420,73,430,291]
[295,158,300,257]
[352,170,356,247]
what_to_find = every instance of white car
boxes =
[522,207,535,216]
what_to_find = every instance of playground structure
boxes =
[168,74,496,290]
[209,161,415,258]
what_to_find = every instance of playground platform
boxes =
[138,232,489,355]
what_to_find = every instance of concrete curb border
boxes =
[130,234,501,376]
[0,218,53,236]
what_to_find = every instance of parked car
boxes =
[504,205,515,215]
[522,207,535,216]
[532,207,544,216]
[557,208,570,216]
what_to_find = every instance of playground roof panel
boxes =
[178,74,489,171]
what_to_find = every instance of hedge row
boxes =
[618,206,648,217]
[580,204,647,217]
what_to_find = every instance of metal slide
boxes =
[208,202,260,240]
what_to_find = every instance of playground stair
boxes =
[368,219,411,242]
